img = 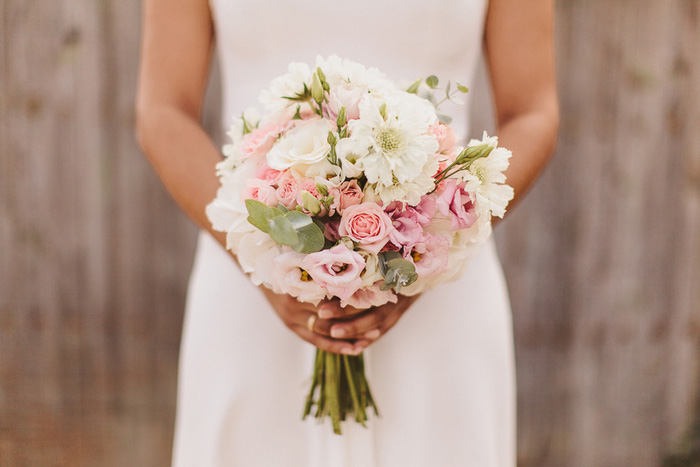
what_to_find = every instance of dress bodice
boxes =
[209,0,489,138]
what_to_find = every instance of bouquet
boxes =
[206,55,514,434]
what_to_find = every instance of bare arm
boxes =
[135,0,225,245]
[485,0,560,215]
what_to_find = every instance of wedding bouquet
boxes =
[206,55,514,434]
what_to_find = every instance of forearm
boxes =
[136,105,226,248]
[494,103,559,218]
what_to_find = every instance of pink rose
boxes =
[405,234,450,278]
[239,119,290,159]
[325,84,365,121]
[338,203,394,254]
[340,282,398,309]
[436,179,477,231]
[243,179,278,206]
[270,250,327,305]
[301,244,366,300]
[275,172,299,208]
[255,162,283,183]
[429,123,457,156]
[332,180,364,213]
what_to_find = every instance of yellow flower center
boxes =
[475,166,486,182]
[300,269,312,282]
[411,251,422,262]
[376,127,404,155]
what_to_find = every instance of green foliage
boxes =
[245,199,325,253]
[426,75,439,89]
[378,251,418,292]
[405,78,422,94]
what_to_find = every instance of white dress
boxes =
[173,0,516,465]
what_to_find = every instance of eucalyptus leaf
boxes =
[426,75,439,89]
[292,222,325,254]
[437,113,453,125]
[284,210,313,230]
[405,78,422,94]
[378,251,402,276]
[387,258,417,276]
[269,216,299,246]
[457,83,469,93]
[445,81,452,100]
[245,199,274,233]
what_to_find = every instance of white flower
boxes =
[372,155,439,205]
[335,137,369,179]
[238,231,284,288]
[259,62,312,115]
[315,55,393,94]
[357,250,383,287]
[465,133,514,218]
[266,118,332,177]
[350,91,439,187]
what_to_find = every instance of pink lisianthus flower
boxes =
[275,172,299,209]
[330,179,364,214]
[338,203,394,254]
[405,234,450,278]
[239,119,290,160]
[436,179,477,231]
[255,162,284,183]
[324,219,341,242]
[300,244,366,300]
[243,178,278,207]
[413,195,436,226]
[270,250,327,305]
[340,282,398,309]
[325,84,365,121]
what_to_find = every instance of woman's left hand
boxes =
[311,294,420,352]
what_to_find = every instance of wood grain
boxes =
[1,0,698,465]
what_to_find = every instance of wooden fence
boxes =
[1,0,698,465]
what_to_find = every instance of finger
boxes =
[292,325,362,355]
[328,307,392,339]
[317,300,367,320]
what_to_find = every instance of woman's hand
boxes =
[260,285,418,355]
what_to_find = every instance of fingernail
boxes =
[365,329,380,339]
[318,308,332,319]
[330,327,346,338]
[340,347,354,355]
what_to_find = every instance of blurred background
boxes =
[1,1,699,465]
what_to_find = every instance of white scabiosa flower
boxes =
[350,91,439,190]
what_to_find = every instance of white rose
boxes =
[266,118,332,177]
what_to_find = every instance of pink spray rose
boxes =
[405,234,450,278]
[436,179,477,231]
[331,180,364,214]
[429,122,457,156]
[239,119,290,159]
[275,172,299,208]
[325,84,365,121]
[243,179,278,207]
[255,162,284,183]
[300,244,366,300]
[338,203,394,254]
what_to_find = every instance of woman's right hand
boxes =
[259,286,365,355]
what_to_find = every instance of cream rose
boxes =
[266,118,332,177]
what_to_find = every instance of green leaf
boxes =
[378,251,402,276]
[292,222,325,254]
[445,80,452,100]
[269,216,299,246]
[284,210,313,230]
[457,83,469,93]
[405,78,422,94]
[245,199,275,233]
[378,102,387,120]
[387,258,416,276]
[426,75,439,89]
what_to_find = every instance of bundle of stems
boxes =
[303,349,378,435]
